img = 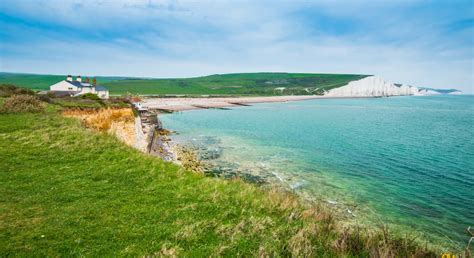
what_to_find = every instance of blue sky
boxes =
[0,0,473,92]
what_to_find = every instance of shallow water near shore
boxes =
[160,95,474,249]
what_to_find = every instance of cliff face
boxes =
[325,76,420,97]
[63,108,143,149]
[134,116,148,152]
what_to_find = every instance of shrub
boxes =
[105,97,130,108]
[80,93,102,101]
[0,94,44,113]
[0,84,35,97]
[38,94,54,103]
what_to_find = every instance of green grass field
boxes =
[0,72,368,96]
[0,104,436,256]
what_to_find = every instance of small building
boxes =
[49,75,109,99]
[132,101,148,112]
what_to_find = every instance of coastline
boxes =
[149,122,364,223]
[149,113,445,251]
[36,95,462,255]
[140,96,469,253]
[142,96,324,187]
[1,105,442,257]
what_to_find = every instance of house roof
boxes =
[66,81,93,87]
[65,80,108,91]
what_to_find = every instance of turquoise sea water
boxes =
[160,95,474,248]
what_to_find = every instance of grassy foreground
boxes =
[0,72,367,96]
[0,107,437,256]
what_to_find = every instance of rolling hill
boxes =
[0,72,369,96]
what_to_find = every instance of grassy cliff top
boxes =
[0,72,368,96]
[0,104,438,256]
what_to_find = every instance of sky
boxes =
[0,0,473,92]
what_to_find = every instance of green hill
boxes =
[0,73,120,91]
[0,73,65,90]
[0,72,368,96]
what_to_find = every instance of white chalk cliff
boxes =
[325,76,421,97]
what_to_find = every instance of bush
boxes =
[0,84,35,97]
[0,95,44,113]
[105,97,130,108]
[80,93,102,101]
[38,94,54,103]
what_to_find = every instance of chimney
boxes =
[76,76,82,82]
[66,75,73,82]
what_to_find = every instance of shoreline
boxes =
[140,94,433,112]
[150,121,452,252]
[140,98,464,253]
[142,95,346,111]
[3,105,443,256]
[151,128,363,219]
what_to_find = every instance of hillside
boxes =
[102,73,368,96]
[0,72,368,96]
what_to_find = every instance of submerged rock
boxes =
[240,173,266,185]
[289,181,306,191]
[199,147,222,160]
[202,161,267,185]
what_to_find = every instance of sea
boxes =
[159,95,474,249]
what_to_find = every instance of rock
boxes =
[240,173,266,185]
[198,147,222,160]
[347,209,356,217]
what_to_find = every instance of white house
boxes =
[49,75,109,99]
